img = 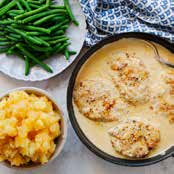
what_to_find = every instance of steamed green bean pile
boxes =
[0,0,78,75]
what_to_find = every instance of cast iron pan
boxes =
[67,32,174,167]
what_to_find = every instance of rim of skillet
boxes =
[67,32,174,167]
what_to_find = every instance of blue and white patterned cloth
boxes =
[80,0,174,45]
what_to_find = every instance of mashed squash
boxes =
[0,91,61,166]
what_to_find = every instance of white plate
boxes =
[0,0,86,81]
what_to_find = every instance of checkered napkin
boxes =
[80,0,174,45]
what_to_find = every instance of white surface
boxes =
[0,0,86,81]
[0,55,173,174]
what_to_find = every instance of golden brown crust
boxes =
[108,119,160,158]
[108,52,150,105]
[73,78,127,122]
[154,99,174,124]
[153,71,174,124]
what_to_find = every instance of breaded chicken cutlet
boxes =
[73,78,127,122]
[108,52,151,105]
[108,119,160,158]
[153,71,174,123]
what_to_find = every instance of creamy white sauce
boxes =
[73,38,174,159]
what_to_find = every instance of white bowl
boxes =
[0,87,67,169]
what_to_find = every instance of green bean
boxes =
[24,56,30,75]
[0,19,22,24]
[27,0,45,5]
[7,45,16,54]
[40,35,66,41]
[0,0,17,16]
[16,43,53,73]
[11,23,50,34]
[38,36,51,41]
[7,10,24,15]
[9,33,21,39]
[46,0,51,5]
[68,50,76,55]
[50,43,60,53]
[30,54,49,66]
[39,0,46,3]
[64,0,79,26]
[50,5,65,9]
[53,42,70,53]
[49,19,69,32]
[1,15,5,19]
[25,35,42,45]
[8,9,24,13]
[0,41,13,46]
[29,44,52,52]
[52,30,64,36]
[14,5,48,20]
[0,37,8,41]
[22,9,67,23]
[0,47,9,53]
[16,1,23,10]
[0,30,5,34]
[4,27,15,33]
[0,31,4,35]
[0,0,10,8]
[32,36,50,46]
[7,26,41,45]
[33,14,56,26]
[64,48,69,60]
[23,26,51,34]
[8,12,19,17]
[51,16,66,22]
[16,43,40,57]
[7,49,24,60]
[60,24,69,30]
[11,23,24,29]
[26,31,44,35]
[57,43,70,53]
[28,3,40,9]
[19,0,31,11]
[6,35,19,42]
[49,37,69,45]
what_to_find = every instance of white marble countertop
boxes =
[0,54,174,174]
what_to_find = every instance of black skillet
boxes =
[67,32,174,167]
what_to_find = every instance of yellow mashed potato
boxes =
[0,91,61,166]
